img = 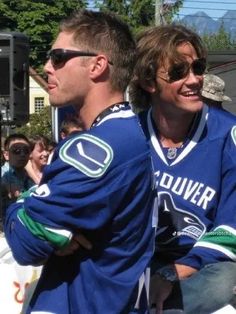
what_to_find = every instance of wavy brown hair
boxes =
[129,24,207,111]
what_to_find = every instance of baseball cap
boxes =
[201,74,232,102]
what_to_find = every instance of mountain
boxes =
[219,11,236,39]
[178,10,236,41]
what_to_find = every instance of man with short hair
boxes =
[4,10,155,314]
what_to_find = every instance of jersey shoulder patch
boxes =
[59,133,113,178]
[231,125,236,146]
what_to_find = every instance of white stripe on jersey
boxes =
[96,109,135,126]
[194,242,236,260]
[147,105,209,166]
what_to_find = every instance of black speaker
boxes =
[0,32,29,125]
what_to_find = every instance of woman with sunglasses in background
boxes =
[130,24,236,313]
[1,134,35,222]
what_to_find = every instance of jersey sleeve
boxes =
[176,126,236,269]
[4,132,152,266]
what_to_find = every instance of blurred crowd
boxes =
[0,115,83,231]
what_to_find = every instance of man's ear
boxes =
[89,55,109,79]
[141,79,157,94]
[141,62,159,93]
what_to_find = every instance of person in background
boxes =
[130,24,236,314]
[47,139,57,164]
[59,116,82,139]
[1,137,6,166]
[1,134,35,221]
[25,134,50,185]
[4,9,155,314]
[201,73,232,109]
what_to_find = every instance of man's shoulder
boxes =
[206,107,236,141]
[1,162,10,177]
[57,133,113,178]
[208,107,236,126]
[1,164,15,180]
[57,119,151,179]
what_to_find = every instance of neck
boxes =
[74,89,125,130]
[31,161,43,173]
[152,106,197,148]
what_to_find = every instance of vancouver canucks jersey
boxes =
[139,105,236,270]
[4,104,155,314]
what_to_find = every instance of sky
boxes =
[176,0,236,20]
[88,0,236,21]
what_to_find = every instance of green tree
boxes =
[0,0,87,72]
[162,0,183,24]
[96,0,183,33]
[129,0,155,33]
[202,23,236,51]
[15,106,53,139]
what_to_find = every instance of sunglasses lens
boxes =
[192,58,206,76]
[169,63,188,82]
[48,49,99,67]
[50,51,65,67]
[10,147,30,155]
[168,58,206,82]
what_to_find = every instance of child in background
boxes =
[59,117,82,140]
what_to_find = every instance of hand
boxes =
[149,274,174,314]
[55,233,92,256]
[175,264,197,279]
[8,188,20,199]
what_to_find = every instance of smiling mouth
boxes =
[182,90,200,97]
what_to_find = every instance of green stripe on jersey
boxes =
[196,226,236,257]
[18,208,72,248]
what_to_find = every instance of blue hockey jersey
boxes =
[4,104,155,314]
[139,105,236,270]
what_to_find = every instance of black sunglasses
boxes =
[159,58,207,83]
[47,49,98,67]
[9,146,30,155]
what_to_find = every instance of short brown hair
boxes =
[4,133,30,151]
[129,24,207,110]
[59,9,136,93]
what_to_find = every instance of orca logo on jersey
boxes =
[231,126,236,146]
[156,192,206,246]
[59,134,113,177]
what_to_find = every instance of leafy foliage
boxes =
[15,106,53,139]
[96,0,183,33]
[202,23,236,51]
[0,0,87,72]
[162,0,183,24]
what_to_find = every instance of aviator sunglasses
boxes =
[47,49,113,67]
[159,58,207,83]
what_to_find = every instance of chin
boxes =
[50,102,65,108]
[184,100,204,113]
[49,96,67,108]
